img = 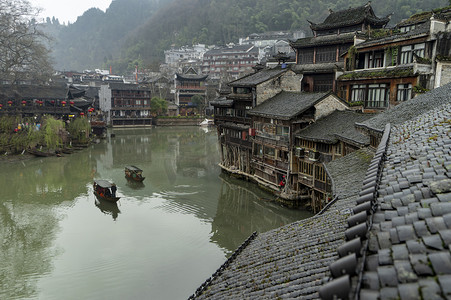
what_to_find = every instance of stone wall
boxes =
[314,95,348,120]
[154,117,201,126]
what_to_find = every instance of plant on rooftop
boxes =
[413,85,429,94]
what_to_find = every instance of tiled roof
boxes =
[290,32,355,48]
[291,62,345,74]
[0,84,68,100]
[355,21,430,49]
[247,91,331,120]
[228,67,288,87]
[397,7,451,27]
[175,73,209,81]
[320,101,451,299]
[296,110,373,146]
[210,97,234,107]
[356,82,451,133]
[309,2,390,31]
[192,83,451,299]
[191,148,374,299]
[108,82,149,91]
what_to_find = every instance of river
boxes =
[0,126,312,300]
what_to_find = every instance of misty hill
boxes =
[43,0,449,73]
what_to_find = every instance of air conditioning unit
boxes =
[308,150,320,161]
[295,147,305,157]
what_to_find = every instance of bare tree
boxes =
[0,0,53,85]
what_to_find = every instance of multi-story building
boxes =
[247,91,348,203]
[337,7,451,112]
[201,44,260,80]
[174,67,208,116]
[293,110,373,211]
[99,82,152,126]
[290,2,391,93]
[164,44,207,67]
[211,65,302,174]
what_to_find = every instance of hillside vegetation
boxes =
[43,0,449,73]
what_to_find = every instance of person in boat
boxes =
[111,184,117,197]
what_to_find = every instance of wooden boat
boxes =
[93,180,120,203]
[125,165,145,182]
[27,147,57,157]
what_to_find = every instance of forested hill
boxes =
[44,0,449,73]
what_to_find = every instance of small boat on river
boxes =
[93,180,120,203]
[125,165,145,182]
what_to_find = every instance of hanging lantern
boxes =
[7,100,12,106]
[61,101,66,106]
[80,112,84,116]
[0,104,3,109]
[70,101,74,105]
[38,100,43,106]
[21,100,26,106]
[51,100,55,104]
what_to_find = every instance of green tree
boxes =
[191,95,205,116]
[150,96,168,116]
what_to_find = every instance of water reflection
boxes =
[211,174,313,253]
[0,126,311,300]
[94,198,121,220]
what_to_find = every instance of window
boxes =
[299,49,314,64]
[335,143,342,155]
[367,84,389,108]
[316,46,337,63]
[276,126,289,136]
[400,43,425,64]
[314,165,326,182]
[317,143,330,153]
[397,83,412,101]
[264,146,275,157]
[351,84,366,102]
[136,100,141,105]
[300,161,313,176]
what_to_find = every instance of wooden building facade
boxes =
[337,7,451,112]
[99,82,152,126]
[290,2,390,93]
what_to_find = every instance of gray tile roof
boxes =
[192,83,451,300]
[290,32,355,48]
[228,67,288,87]
[342,101,451,299]
[309,2,390,31]
[296,110,373,146]
[356,82,451,133]
[0,84,68,100]
[247,91,331,120]
[191,148,374,299]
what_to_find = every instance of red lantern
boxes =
[80,112,84,116]
[7,100,12,106]
[0,104,3,109]
[21,100,26,106]
[61,101,66,106]
[70,101,74,105]
[51,100,55,104]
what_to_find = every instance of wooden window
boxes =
[351,84,366,102]
[316,143,330,153]
[316,46,337,63]
[366,84,389,108]
[400,43,425,64]
[335,143,342,155]
[300,161,313,176]
[314,165,326,182]
[397,83,412,101]
[264,146,275,157]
